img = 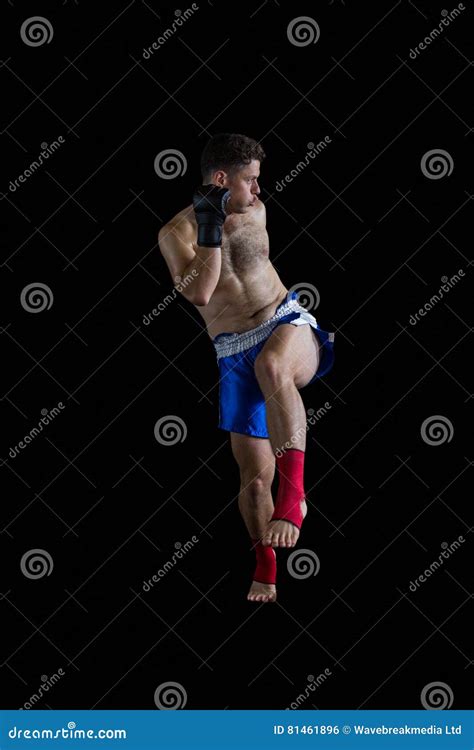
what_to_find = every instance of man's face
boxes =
[218,160,261,214]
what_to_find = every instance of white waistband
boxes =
[212,298,317,359]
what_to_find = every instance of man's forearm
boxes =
[179,245,221,306]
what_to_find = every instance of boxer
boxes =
[159,134,334,603]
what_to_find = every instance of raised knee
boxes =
[255,351,291,389]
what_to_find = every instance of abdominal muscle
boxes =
[189,207,288,338]
[199,262,288,339]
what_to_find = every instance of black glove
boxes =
[192,185,230,248]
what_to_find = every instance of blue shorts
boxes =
[212,291,335,439]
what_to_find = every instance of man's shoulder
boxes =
[160,205,195,240]
[169,203,195,226]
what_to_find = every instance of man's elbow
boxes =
[157,225,167,247]
[186,290,210,307]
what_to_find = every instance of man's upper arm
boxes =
[158,218,196,280]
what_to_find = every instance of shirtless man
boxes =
[158,134,335,603]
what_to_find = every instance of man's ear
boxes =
[214,169,227,187]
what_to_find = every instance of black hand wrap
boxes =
[192,185,230,248]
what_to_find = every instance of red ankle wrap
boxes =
[271,448,305,529]
[252,539,276,585]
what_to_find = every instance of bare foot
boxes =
[262,499,307,548]
[247,580,277,603]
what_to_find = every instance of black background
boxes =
[2,0,472,711]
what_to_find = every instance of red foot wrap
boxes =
[252,539,277,585]
[271,448,305,529]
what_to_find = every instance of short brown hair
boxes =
[200,133,265,181]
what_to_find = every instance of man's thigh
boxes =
[256,323,321,389]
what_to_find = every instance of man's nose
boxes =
[253,182,260,194]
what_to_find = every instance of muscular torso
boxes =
[177,199,288,339]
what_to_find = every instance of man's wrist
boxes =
[197,224,223,248]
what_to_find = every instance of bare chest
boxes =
[220,217,269,275]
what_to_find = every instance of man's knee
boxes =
[240,474,271,504]
[255,350,292,390]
